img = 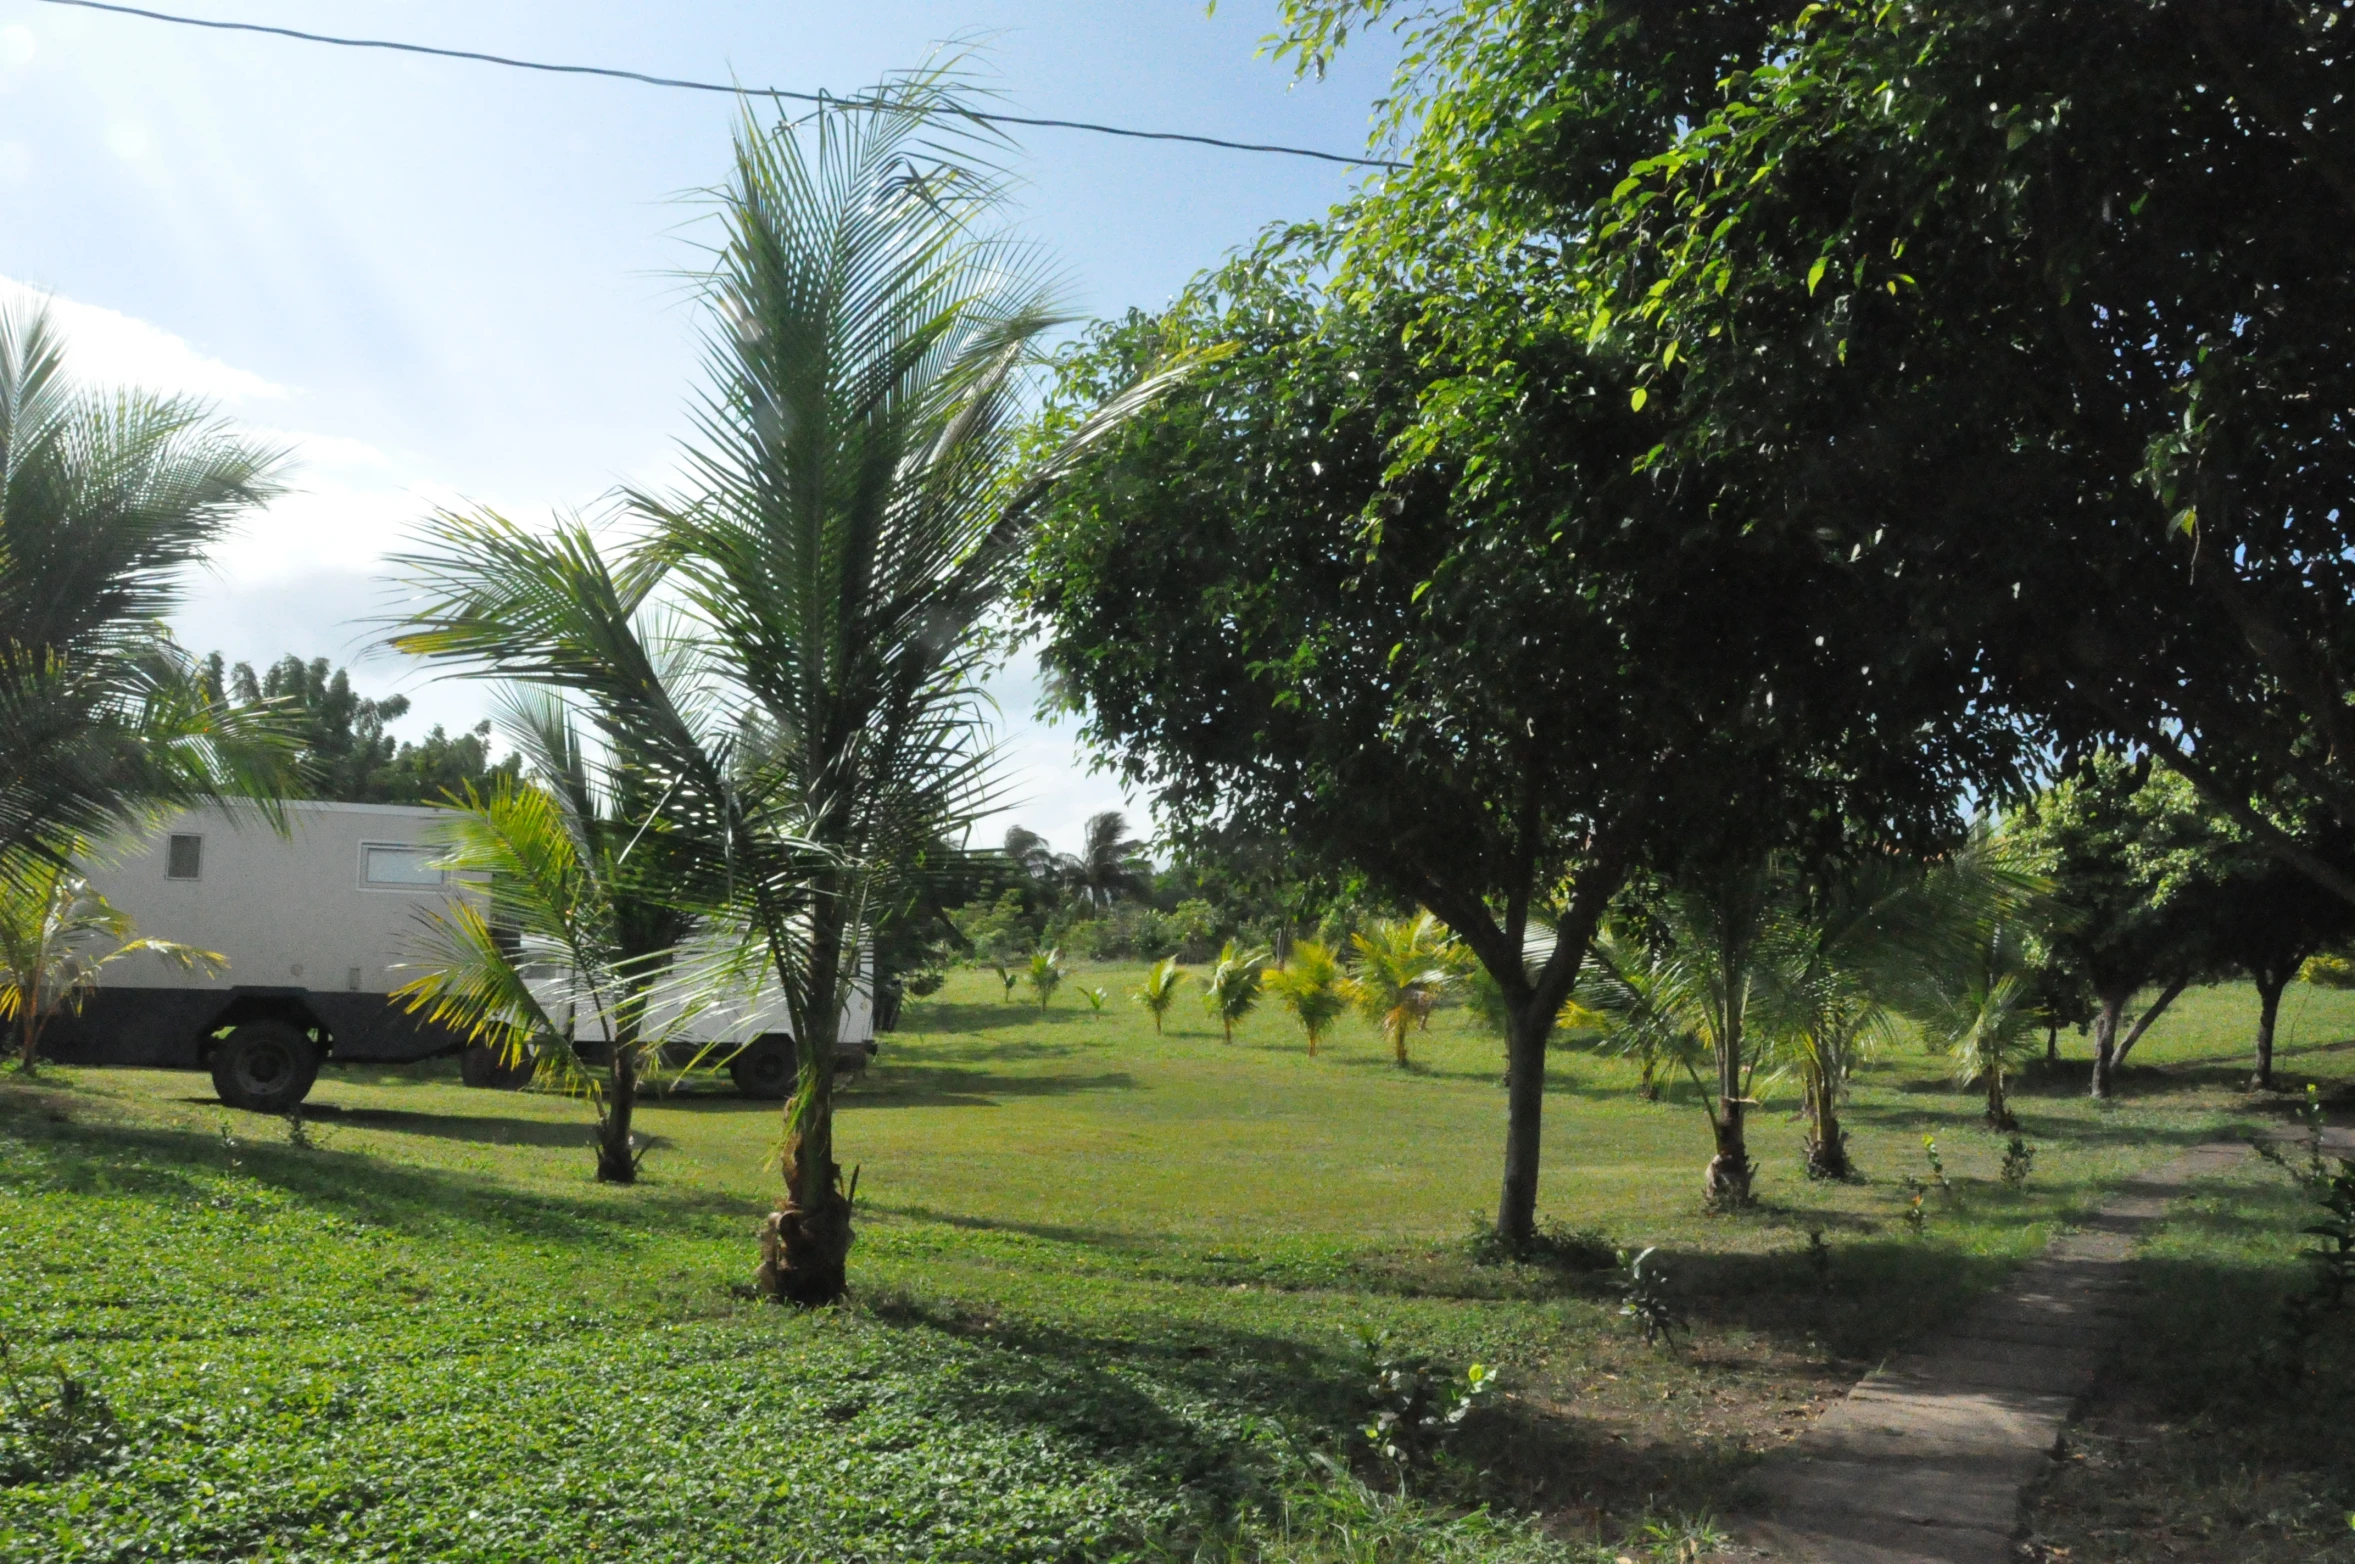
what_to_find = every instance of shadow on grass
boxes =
[868,1201,1163,1252]
[0,1082,750,1248]
[837,1068,1141,1110]
[167,1098,656,1153]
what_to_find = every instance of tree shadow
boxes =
[174,1098,662,1153]
[0,1085,747,1247]
[866,1202,1164,1252]
[840,1068,1141,1110]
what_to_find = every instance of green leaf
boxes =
[1807,257,1829,296]
[1630,387,1649,412]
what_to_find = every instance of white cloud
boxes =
[104,121,149,160]
[0,274,287,404]
[0,25,34,67]
[0,142,27,184]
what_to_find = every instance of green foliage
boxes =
[0,1349,121,1487]
[1027,948,1067,1011]
[1200,942,1266,1044]
[1343,915,1451,1069]
[2000,1137,2036,1193]
[0,302,296,870]
[1614,1248,1681,1348]
[1349,1324,1497,1478]
[199,653,519,805]
[1261,940,1348,1056]
[1130,956,1186,1034]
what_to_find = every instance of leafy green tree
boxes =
[1263,939,1347,1056]
[2007,756,2228,1098]
[0,303,295,870]
[199,653,518,804]
[396,696,700,1183]
[1200,941,1266,1044]
[0,848,221,1073]
[2194,853,2355,1091]
[1344,913,1451,1069]
[1027,243,2005,1246]
[397,83,1186,1304]
[1130,955,1185,1035]
[1578,0,2355,909]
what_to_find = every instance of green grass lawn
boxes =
[2,968,2349,1561]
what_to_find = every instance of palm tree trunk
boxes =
[2046,1022,2058,1066]
[16,1002,38,1074]
[1803,1067,1848,1180]
[758,915,853,1307]
[596,1035,640,1184]
[1391,1015,1409,1067]
[1985,1067,2016,1130]
[1705,1021,1754,1207]
[2251,971,2287,1091]
[1638,1048,1660,1101]
[2088,993,2123,1099]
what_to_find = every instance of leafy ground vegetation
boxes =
[3,971,2349,1563]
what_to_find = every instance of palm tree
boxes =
[0,303,294,871]
[1345,913,1452,1067]
[1130,955,1184,1033]
[395,81,1192,1304]
[1066,811,1149,911]
[396,696,702,1183]
[1200,940,1266,1043]
[0,848,221,1073]
[1586,866,1785,1208]
[1026,946,1065,1010]
[1917,919,2044,1130]
[1576,921,1709,1104]
[1262,939,1347,1055]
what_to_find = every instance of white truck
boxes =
[45,801,874,1110]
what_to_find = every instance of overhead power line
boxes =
[32,0,1406,172]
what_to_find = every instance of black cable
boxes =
[30,0,1406,172]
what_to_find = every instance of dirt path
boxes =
[1728,1139,2255,1563]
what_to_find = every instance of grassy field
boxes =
[1,967,2350,1561]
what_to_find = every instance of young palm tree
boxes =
[1262,938,1346,1056]
[1130,955,1184,1033]
[1576,921,1709,1104]
[1200,940,1266,1043]
[396,696,702,1183]
[1344,913,1453,1067]
[1918,919,2044,1130]
[0,848,221,1073]
[0,303,294,869]
[1026,946,1065,1010]
[395,82,1193,1304]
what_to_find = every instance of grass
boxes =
[0,966,2349,1561]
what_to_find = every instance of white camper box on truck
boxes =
[44,801,878,1110]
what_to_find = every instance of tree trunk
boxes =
[2109,975,2189,1069]
[1985,1068,2016,1131]
[1392,1018,1409,1067]
[1495,999,1551,1250]
[2046,1023,2059,1066]
[1705,1011,1754,1206]
[596,1038,640,1184]
[16,1004,38,1074]
[1803,1066,1848,1180]
[1705,1107,1754,1208]
[1637,1050,1660,1101]
[2089,993,2123,1098]
[757,926,853,1307]
[2251,972,2286,1091]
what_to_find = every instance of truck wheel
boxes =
[211,1021,321,1112]
[728,1035,796,1100]
[460,1043,535,1090]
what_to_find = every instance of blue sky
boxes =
[0,1,1396,852]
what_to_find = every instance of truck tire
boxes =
[460,1043,535,1090]
[211,1020,321,1112]
[728,1035,796,1099]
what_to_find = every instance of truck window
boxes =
[362,845,445,886]
[166,834,202,880]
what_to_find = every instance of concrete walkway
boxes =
[1731,1138,2255,1563]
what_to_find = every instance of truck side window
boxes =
[363,845,445,886]
[165,834,202,880]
